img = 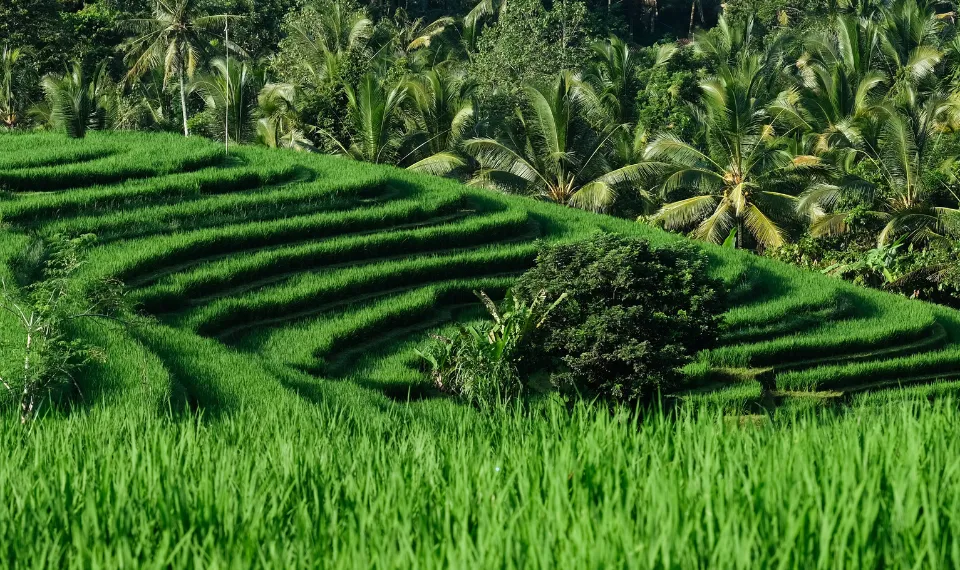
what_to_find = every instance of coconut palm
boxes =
[120,66,177,131]
[256,82,313,150]
[287,2,372,86]
[386,11,455,57]
[586,36,675,126]
[123,0,231,136]
[39,61,115,139]
[802,88,960,245]
[693,15,758,68]
[876,0,944,91]
[771,15,886,154]
[464,72,646,211]
[1,45,31,130]
[648,57,821,250]
[333,74,407,164]
[401,68,475,175]
[189,57,261,144]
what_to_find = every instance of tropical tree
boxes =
[461,0,506,56]
[39,61,115,138]
[771,15,886,154]
[381,10,455,70]
[693,15,758,68]
[401,67,475,174]
[465,72,645,211]
[256,82,313,150]
[189,57,261,144]
[333,74,407,163]
[123,0,231,136]
[286,1,372,87]
[1,45,31,130]
[801,88,960,245]
[117,66,177,131]
[648,57,821,250]
[586,36,675,125]
[876,0,944,92]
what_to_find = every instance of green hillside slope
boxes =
[2,131,960,415]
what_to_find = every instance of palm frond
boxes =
[743,203,788,249]
[407,151,468,176]
[654,195,721,230]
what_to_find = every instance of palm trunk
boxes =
[688,0,696,38]
[179,72,190,137]
[736,219,743,250]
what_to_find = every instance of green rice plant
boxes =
[0,132,225,192]
[6,131,960,564]
[722,288,855,331]
[80,193,469,289]
[38,176,379,243]
[678,380,765,413]
[244,277,514,372]
[0,160,375,227]
[851,379,960,404]
[2,396,960,566]
[777,344,960,391]
[178,243,538,337]
[703,311,940,369]
[135,209,532,311]
[0,141,118,171]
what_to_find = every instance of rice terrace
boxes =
[0,130,957,566]
[8,0,960,565]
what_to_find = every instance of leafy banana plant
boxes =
[416,288,566,406]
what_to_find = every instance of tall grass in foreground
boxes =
[2,398,960,568]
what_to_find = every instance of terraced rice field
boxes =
[4,133,960,566]
[1,132,960,413]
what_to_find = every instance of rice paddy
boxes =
[3,131,960,566]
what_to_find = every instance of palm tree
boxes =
[383,10,455,68]
[461,0,506,55]
[876,0,944,91]
[586,36,675,127]
[1,45,31,130]
[585,36,638,125]
[256,82,313,150]
[189,57,260,144]
[464,72,645,211]
[648,57,820,250]
[287,1,372,87]
[39,61,115,138]
[693,15,757,68]
[401,68,475,175]
[333,74,407,164]
[124,0,230,136]
[771,15,886,154]
[801,88,960,245]
[122,66,177,131]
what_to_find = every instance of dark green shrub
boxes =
[514,233,725,403]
